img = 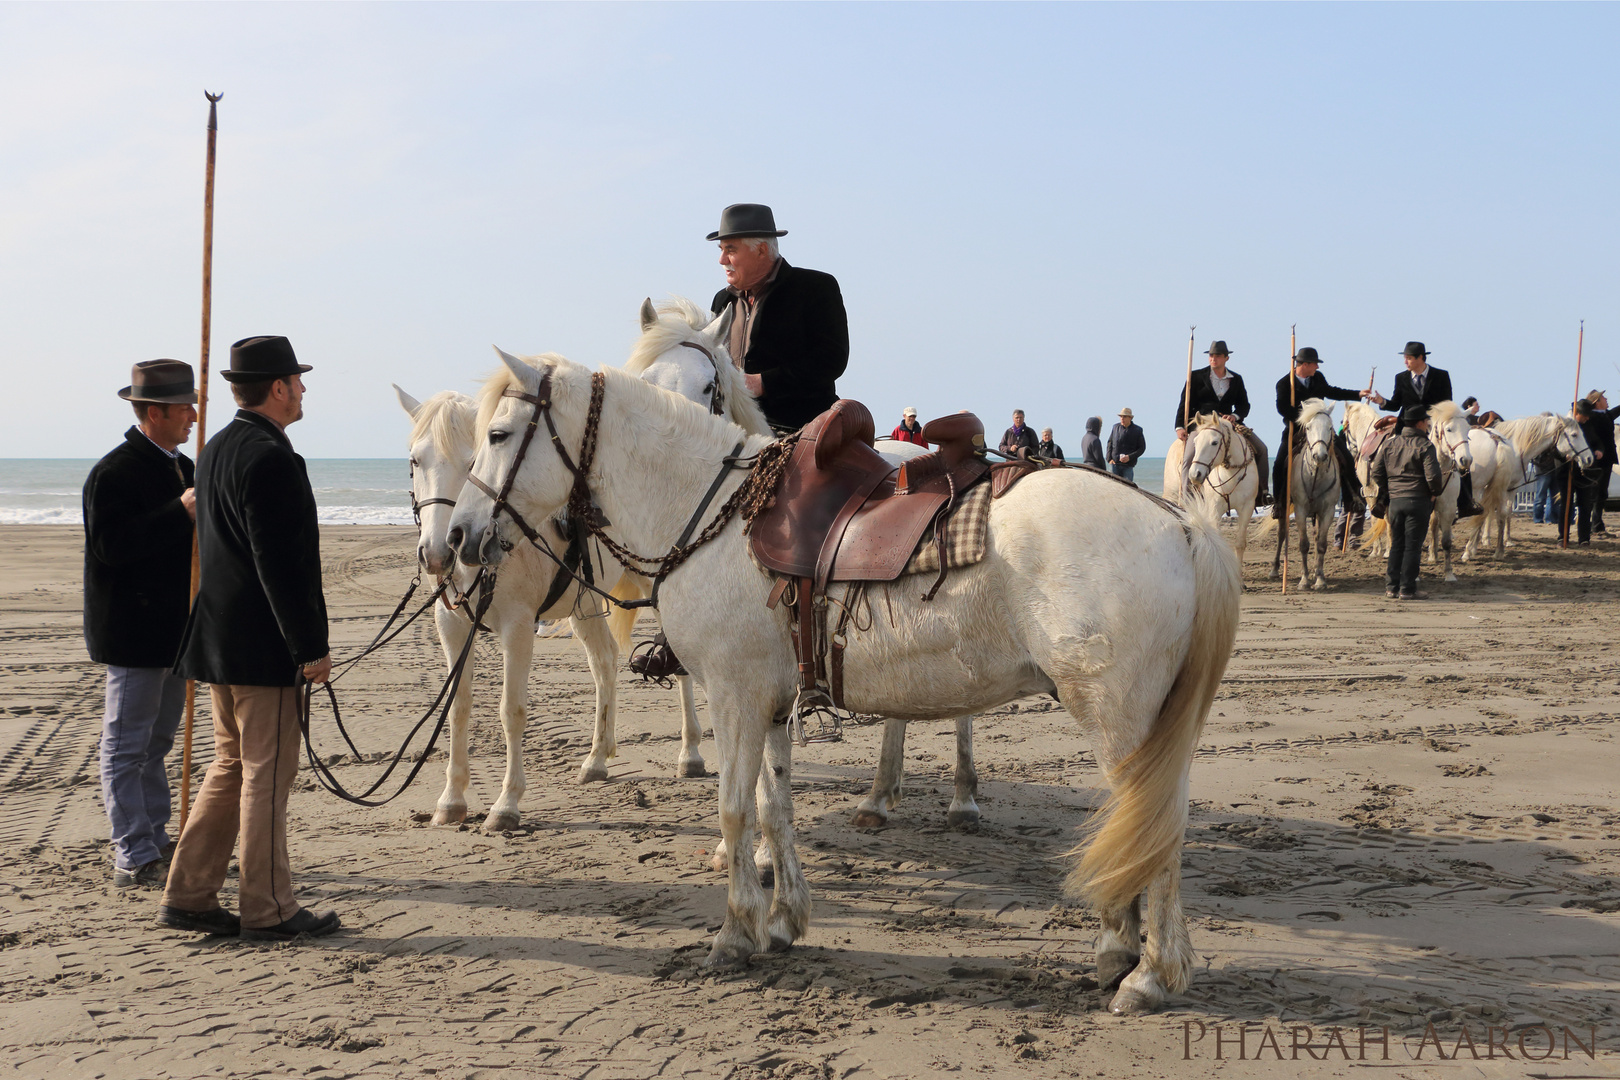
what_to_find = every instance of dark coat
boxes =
[1106,422,1146,466]
[1036,439,1065,463]
[173,410,328,687]
[999,424,1039,458]
[1175,367,1251,430]
[1580,410,1617,482]
[711,262,849,430]
[82,428,196,668]
[1275,372,1362,426]
[1379,365,1454,414]
[1371,428,1445,504]
[1079,418,1106,469]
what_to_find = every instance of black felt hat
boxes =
[1294,346,1324,365]
[706,204,788,242]
[1206,340,1231,357]
[1401,341,1429,358]
[117,359,197,404]
[1402,404,1430,426]
[223,336,312,382]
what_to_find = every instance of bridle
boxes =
[408,457,458,529]
[678,340,727,417]
[1187,422,1254,505]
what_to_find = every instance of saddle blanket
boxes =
[901,476,993,577]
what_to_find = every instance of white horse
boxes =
[1466,412,1593,559]
[1269,400,1339,590]
[1163,416,1264,564]
[448,351,1241,1015]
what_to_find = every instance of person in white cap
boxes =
[890,406,928,446]
[1106,408,1146,483]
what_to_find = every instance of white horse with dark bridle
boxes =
[447,350,1240,1015]
[1464,412,1593,559]
[1269,399,1339,590]
[1163,415,1264,565]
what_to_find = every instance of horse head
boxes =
[395,384,477,577]
[1186,413,1230,486]
[1560,411,1595,469]
[1428,401,1474,472]
[1297,399,1336,466]
[627,297,770,437]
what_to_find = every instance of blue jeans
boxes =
[1110,463,1135,484]
[100,666,184,870]
[1532,469,1557,523]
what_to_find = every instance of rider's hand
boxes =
[180,488,197,521]
[744,373,763,396]
[1176,428,1187,442]
[302,654,333,684]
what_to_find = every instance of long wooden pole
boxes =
[1282,326,1297,593]
[1561,319,1585,550]
[180,91,222,829]
[1181,326,1195,499]
[1343,364,1377,553]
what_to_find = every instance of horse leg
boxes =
[947,714,981,828]
[707,706,770,968]
[572,612,618,784]
[1440,514,1458,583]
[1312,512,1329,590]
[1268,511,1284,580]
[1297,509,1312,590]
[482,619,533,834]
[674,674,706,778]
[757,723,809,951]
[432,608,473,826]
[1097,896,1142,991]
[1111,855,1193,1015]
[852,717,908,828]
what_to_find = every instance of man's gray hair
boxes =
[726,235,779,259]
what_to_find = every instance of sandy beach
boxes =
[2,520,1617,1079]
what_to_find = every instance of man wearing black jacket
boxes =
[159,336,337,943]
[708,203,849,432]
[83,360,198,889]
[1175,340,1267,502]
[1271,347,1367,519]
[1370,342,1481,518]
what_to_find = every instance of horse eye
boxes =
[488,430,509,445]
[704,382,716,395]
[409,457,419,467]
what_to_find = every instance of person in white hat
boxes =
[1106,408,1146,483]
[889,406,928,447]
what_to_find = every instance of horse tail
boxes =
[1250,514,1278,540]
[606,579,642,654]
[1364,516,1389,548]
[1066,492,1240,960]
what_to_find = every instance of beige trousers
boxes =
[161,684,302,929]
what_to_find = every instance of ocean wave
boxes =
[1,506,413,526]
[0,507,83,525]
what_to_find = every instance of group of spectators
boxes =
[889,406,1148,481]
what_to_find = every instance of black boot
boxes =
[629,632,687,681]
[1456,474,1484,519]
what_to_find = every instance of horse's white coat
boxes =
[1164,416,1263,565]
[1465,412,1593,559]
[449,354,1241,1015]
[1269,400,1339,590]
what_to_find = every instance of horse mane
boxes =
[409,391,477,460]
[1192,412,1228,432]
[476,352,572,435]
[621,297,771,437]
[1297,398,1334,427]
[1428,400,1465,427]
[1496,412,1560,458]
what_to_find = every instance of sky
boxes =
[3,2,1616,458]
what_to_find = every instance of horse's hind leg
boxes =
[947,715,981,829]
[707,705,771,968]
[674,675,706,778]
[1097,896,1142,991]
[757,723,809,952]
[432,608,474,826]
[573,612,618,784]
[483,619,534,833]
[852,718,908,828]
[1111,855,1193,1016]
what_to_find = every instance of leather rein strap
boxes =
[678,340,727,417]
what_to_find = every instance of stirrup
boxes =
[784,685,846,746]
[627,638,686,686]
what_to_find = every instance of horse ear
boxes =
[639,298,658,332]
[493,346,533,386]
[709,302,736,350]
[392,383,422,419]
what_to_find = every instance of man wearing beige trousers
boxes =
[159,335,338,942]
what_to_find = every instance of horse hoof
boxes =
[431,806,466,826]
[1096,951,1139,991]
[709,853,729,874]
[576,763,610,784]
[704,942,753,970]
[1108,986,1163,1016]
[677,758,707,779]
[850,809,887,829]
[757,865,776,890]
[1311,580,1325,592]
[767,929,794,953]
[482,811,520,834]
[946,807,981,830]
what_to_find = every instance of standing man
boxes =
[83,360,198,888]
[1078,417,1107,470]
[1106,408,1146,483]
[1036,428,1065,466]
[999,409,1039,459]
[889,407,928,446]
[1271,347,1366,520]
[1555,398,1609,545]
[1582,390,1618,535]
[708,204,848,433]
[1370,405,1445,600]
[1369,342,1481,518]
[159,336,337,942]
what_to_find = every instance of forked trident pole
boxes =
[1561,320,1585,550]
[1181,326,1195,500]
[180,91,221,829]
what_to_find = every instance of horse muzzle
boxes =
[447,519,505,567]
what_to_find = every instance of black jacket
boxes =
[82,428,196,668]
[1175,367,1251,430]
[1106,422,1146,466]
[1036,439,1064,463]
[173,410,328,687]
[1079,418,1106,469]
[999,425,1040,458]
[1275,373,1362,426]
[1581,410,1617,477]
[1380,365,1454,414]
[712,261,849,430]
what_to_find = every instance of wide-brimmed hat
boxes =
[223,335,312,383]
[1118,407,1134,419]
[1294,346,1324,365]
[1401,341,1429,358]
[117,358,197,404]
[1585,389,1607,405]
[706,203,788,242]
[1206,340,1231,357]
[1402,405,1430,426]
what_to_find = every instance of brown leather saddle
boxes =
[1476,410,1503,429]
[1359,414,1398,461]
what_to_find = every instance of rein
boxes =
[1189,424,1254,507]
[678,340,727,417]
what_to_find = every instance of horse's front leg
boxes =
[572,611,618,784]
[1439,513,1458,583]
[483,617,533,833]
[852,718,908,828]
[1268,512,1285,580]
[1111,855,1193,1015]
[1296,511,1312,589]
[948,715,981,828]
[1097,895,1142,991]
[432,607,474,826]
[673,675,706,778]
[757,723,810,952]
[1312,513,1330,590]
[708,704,771,968]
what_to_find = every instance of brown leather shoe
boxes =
[1397,591,1429,601]
[157,905,241,936]
[628,633,687,680]
[241,908,341,942]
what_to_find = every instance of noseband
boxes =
[678,340,727,416]
[408,459,459,527]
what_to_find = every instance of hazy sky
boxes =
[4,3,1616,458]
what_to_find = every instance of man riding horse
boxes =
[1175,340,1267,501]
[1368,342,1482,518]
[1271,347,1368,520]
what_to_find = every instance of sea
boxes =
[0,456,1169,526]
